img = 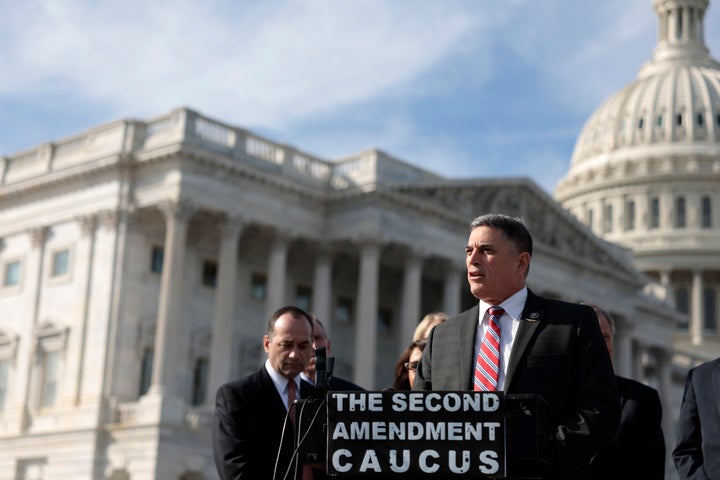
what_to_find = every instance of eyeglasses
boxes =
[404,361,419,371]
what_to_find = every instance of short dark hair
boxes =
[267,305,313,336]
[470,213,533,256]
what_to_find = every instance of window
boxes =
[704,288,716,333]
[250,272,267,301]
[650,198,660,229]
[603,204,613,233]
[191,358,208,406]
[0,359,9,412]
[2,260,21,287]
[40,350,60,408]
[626,201,636,230]
[202,259,218,288]
[702,196,712,228]
[335,297,353,324]
[150,245,164,273]
[378,307,393,332]
[676,197,686,228]
[139,348,154,397]
[676,113,683,126]
[50,249,70,278]
[587,209,594,231]
[657,115,663,127]
[697,112,704,126]
[638,117,644,129]
[676,287,689,331]
[295,285,312,312]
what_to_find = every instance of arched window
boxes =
[626,200,636,230]
[650,197,660,228]
[702,196,712,228]
[675,287,689,331]
[604,204,613,233]
[704,288,717,333]
[676,196,686,228]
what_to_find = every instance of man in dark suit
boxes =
[302,317,364,392]
[673,357,720,479]
[413,213,620,479]
[213,305,317,479]
[587,304,665,479]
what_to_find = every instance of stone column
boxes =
[691,269,704,344]
[64,215,97,406]
[149,201,193,398]
[658,269,672,304]
[206,217,243,404]
[614,316,633,378]
[653,346,673,471]
[311,246,333,335]
[399,251,423,349]
[15,227,48,430]
[443,263,463,316]
[353,240,380,389]
[265,233,289,318]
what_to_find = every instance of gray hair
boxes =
[470,213,533,256]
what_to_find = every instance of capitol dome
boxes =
[556,0,720,351]
[566,0,720,173]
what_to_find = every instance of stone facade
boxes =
[0,108,676,479]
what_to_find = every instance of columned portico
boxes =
[206,217,244,404]
[149,201,193,398]
[353,240,380,388]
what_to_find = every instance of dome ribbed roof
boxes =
[568,0,720,171]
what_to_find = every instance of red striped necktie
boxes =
[287,379,314,480]
[473,306,505,391]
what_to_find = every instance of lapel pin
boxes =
[525,312,540,322]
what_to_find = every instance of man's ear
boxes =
[263,335,270,353]
[517,252,531,276]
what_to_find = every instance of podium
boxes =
[296,391,553,478]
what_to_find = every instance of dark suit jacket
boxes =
[673,357,720,480]
[413,289,620,479]
[590,375,665,479]
[212,366,315,480]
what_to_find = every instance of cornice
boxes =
[0,154,130,201]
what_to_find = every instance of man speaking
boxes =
[413,214,619,479]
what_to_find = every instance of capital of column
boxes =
[404,248,426,266]
[75,214,98,237]
[26,226,48,248]
[218,214,245,238]
[356,235,384,254]
[158,199,196,224]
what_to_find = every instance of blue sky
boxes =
[2,0,720,193]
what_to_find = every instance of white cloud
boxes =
[0,0,484,127]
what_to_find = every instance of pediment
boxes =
[387,178,644,285]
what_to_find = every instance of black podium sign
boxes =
[327,391,505,477]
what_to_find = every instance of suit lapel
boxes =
[505,290,545,390]
[459,306,481,390]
